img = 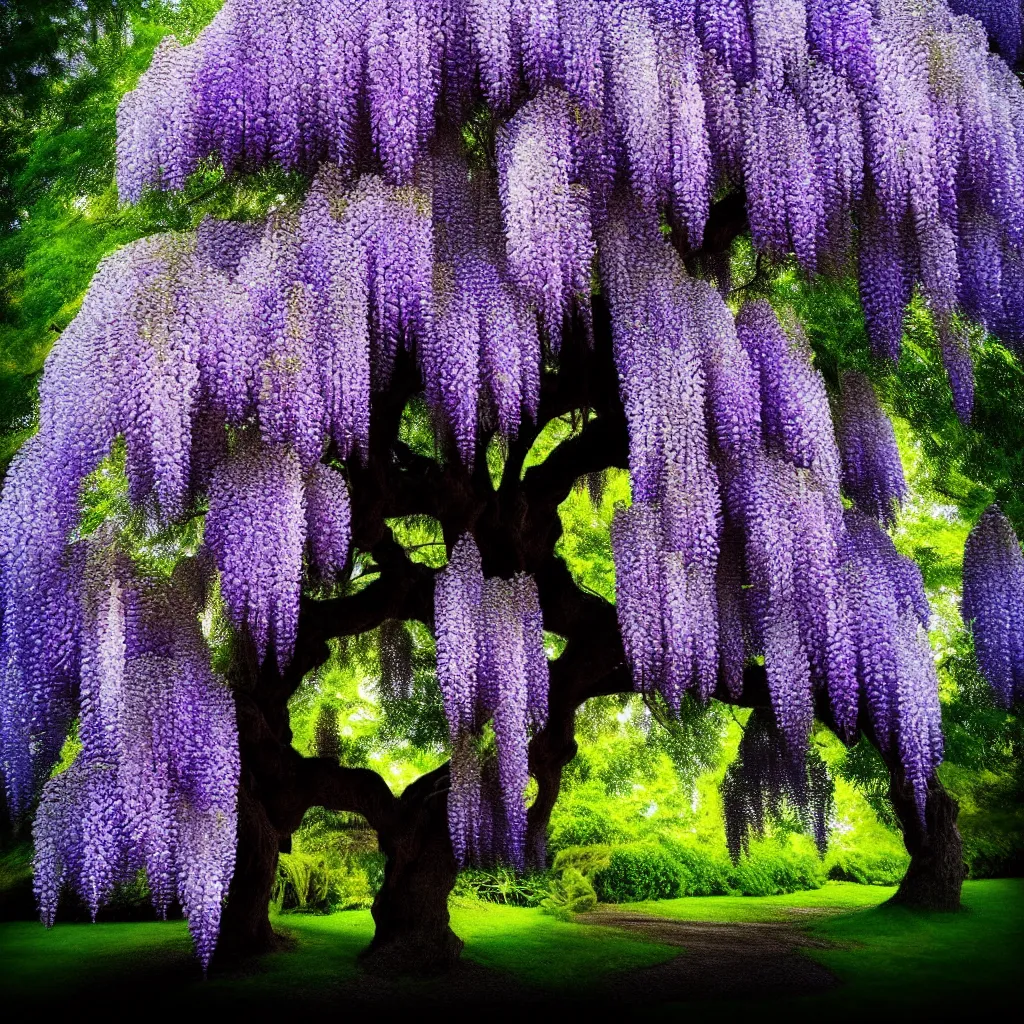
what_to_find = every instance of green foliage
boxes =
[385,515,448,569]
[451,868,550,907]
[826,850,909,886]
[591,843,683,903]
[728,837,827,896]
[938,631,1024,877]
[538,868,597,921]
[657,839,734,896]
[551,844,612,879]
[575,834,827,902]
[272,852,374,914]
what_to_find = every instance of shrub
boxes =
[729,840,826,896]
[591,843,683,902]
[540,868,598,921]
[960,820,1024,879]
[450,867,551,907]
[272,852,374,913]
[551,844,612,880]
[659,838,734,896]
[548,801,628,852]
[827,849,909,886]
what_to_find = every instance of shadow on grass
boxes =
[0,881,1020,1013]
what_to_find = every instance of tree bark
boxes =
[886,768,967,911]
[363,765,463,974]
[217,773,281,958]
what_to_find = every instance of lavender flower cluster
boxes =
[31,548,238,971]
[119,1,1024,410]
[949,1,1023,63]
[837,370,908,526]
[963,505,1024,706]
[0,212,351,963]
[722,708,834,860]
[434,535,548,870]
[602,210,939,818]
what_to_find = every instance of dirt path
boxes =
[577,909,840,1003]
[326,910,840,1008]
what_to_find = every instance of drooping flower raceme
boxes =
[32,551,238,972]
[836,371,908,526]
[205,439,307,669]
[434,534,549,870]
[722,707,834,860]
[963,505,1024,706]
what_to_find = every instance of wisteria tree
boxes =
[4,0,1024,973]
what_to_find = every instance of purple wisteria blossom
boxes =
[837,371,908,526]
[434,535,549,869]
[963,505,1024,706]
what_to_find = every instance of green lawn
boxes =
[802,879,1024,1015]
[0,900,676,1009]
[0,881,1020,1012]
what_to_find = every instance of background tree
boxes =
[3,0,1024,973]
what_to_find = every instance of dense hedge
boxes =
[591,844,684,903]
[555,837,839,902]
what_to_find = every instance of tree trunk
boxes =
[887,769,967,911]
[217,774,281,959]
[362,765,463,974]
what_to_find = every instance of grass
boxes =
[0,881,1020,1012]
[449,900,675,989]
[0,900,675,1009]
[643,879,1023,1020]
[802,879,1024,1015]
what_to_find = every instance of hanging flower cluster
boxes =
[434,535,548,871]
[0,217,350,963]
[119,0,1024,412]
[836,370,908,527]
[722,707,834,860]
[602,211,942,817]
[948,1,1023,64]
[963,505,1024,706]
[31,548,238,971]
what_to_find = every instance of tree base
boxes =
[366,765,462,974]
[360,928,465,975]
[217,779,281,960]
[887,771,967,912]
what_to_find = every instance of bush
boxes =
[272,852,374,913]
[960,820,1024,879]
[548,801,628,852]
[659,839,734,896]
[591,843,683,903]
[729,840,826,896]
[450,867,551,907]
[551,844,612,880]
[540,868,597,920]
[827,849,909,886]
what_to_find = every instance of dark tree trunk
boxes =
[887,768,967,911]
[217,774,281,959]
[363,765,463,974]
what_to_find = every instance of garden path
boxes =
[577,909,840,1003]
[325,910,840,1007]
